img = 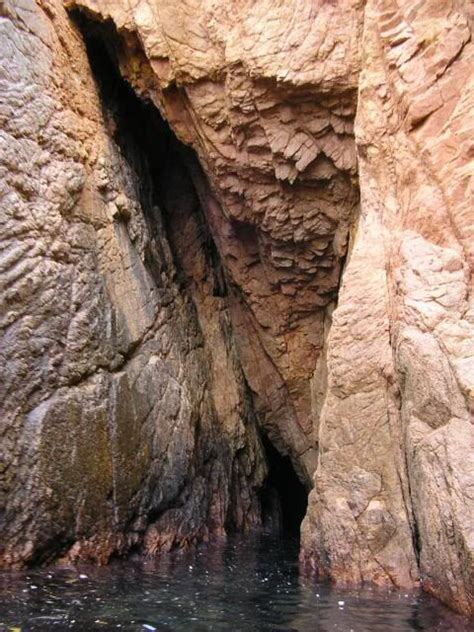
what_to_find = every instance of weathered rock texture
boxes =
[301,0,474,616]
[0,0,267,567]
[0,0,473,617]
[65,0,364,487]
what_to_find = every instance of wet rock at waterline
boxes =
[0,0,473,619]
[1,535,472,632]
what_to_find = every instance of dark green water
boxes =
[0,535,470,631]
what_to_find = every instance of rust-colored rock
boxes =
[0,0,266,568]
[0,0,472,618]
[302,0,474,616]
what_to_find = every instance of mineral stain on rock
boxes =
[0,0,473,621]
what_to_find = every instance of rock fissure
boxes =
[70,8,312,547]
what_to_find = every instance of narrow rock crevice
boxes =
[69,5,363,495]
[73,11,230,310]
[260,434,308,538]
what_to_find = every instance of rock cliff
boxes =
[0,0,472,617]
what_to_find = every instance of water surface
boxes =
[0,535,470,631]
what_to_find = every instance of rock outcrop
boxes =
[0,0,472,617]
[301,0,474,616]
[0,0,266,567]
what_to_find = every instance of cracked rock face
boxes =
[64,0,364,486]
[0,0,266,567]
[1,0,473,618]
[302,0,474,616]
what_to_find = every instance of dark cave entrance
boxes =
[260,435,308,538]
[74,11,309,542]
[72,11,226,297]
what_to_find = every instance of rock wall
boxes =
[302,0,474,616]
[0,0,266,567]
[65,0,364,485]
[0,0,472,617]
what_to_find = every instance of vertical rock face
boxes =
[302,0,474,616]
[1,0,266,566]
[0,0,472,617]
[64,0,364,485]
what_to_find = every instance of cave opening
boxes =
[260,434,308,538]
[74,11,309,543]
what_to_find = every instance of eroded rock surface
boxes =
[0,0,473,617]
[302,0,474,616]
[64,0,364,485]
[0,0,266,567]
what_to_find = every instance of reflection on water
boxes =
[0,535,470,631]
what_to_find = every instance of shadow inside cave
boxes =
[73,10,227,295]
[260,434,308,538]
